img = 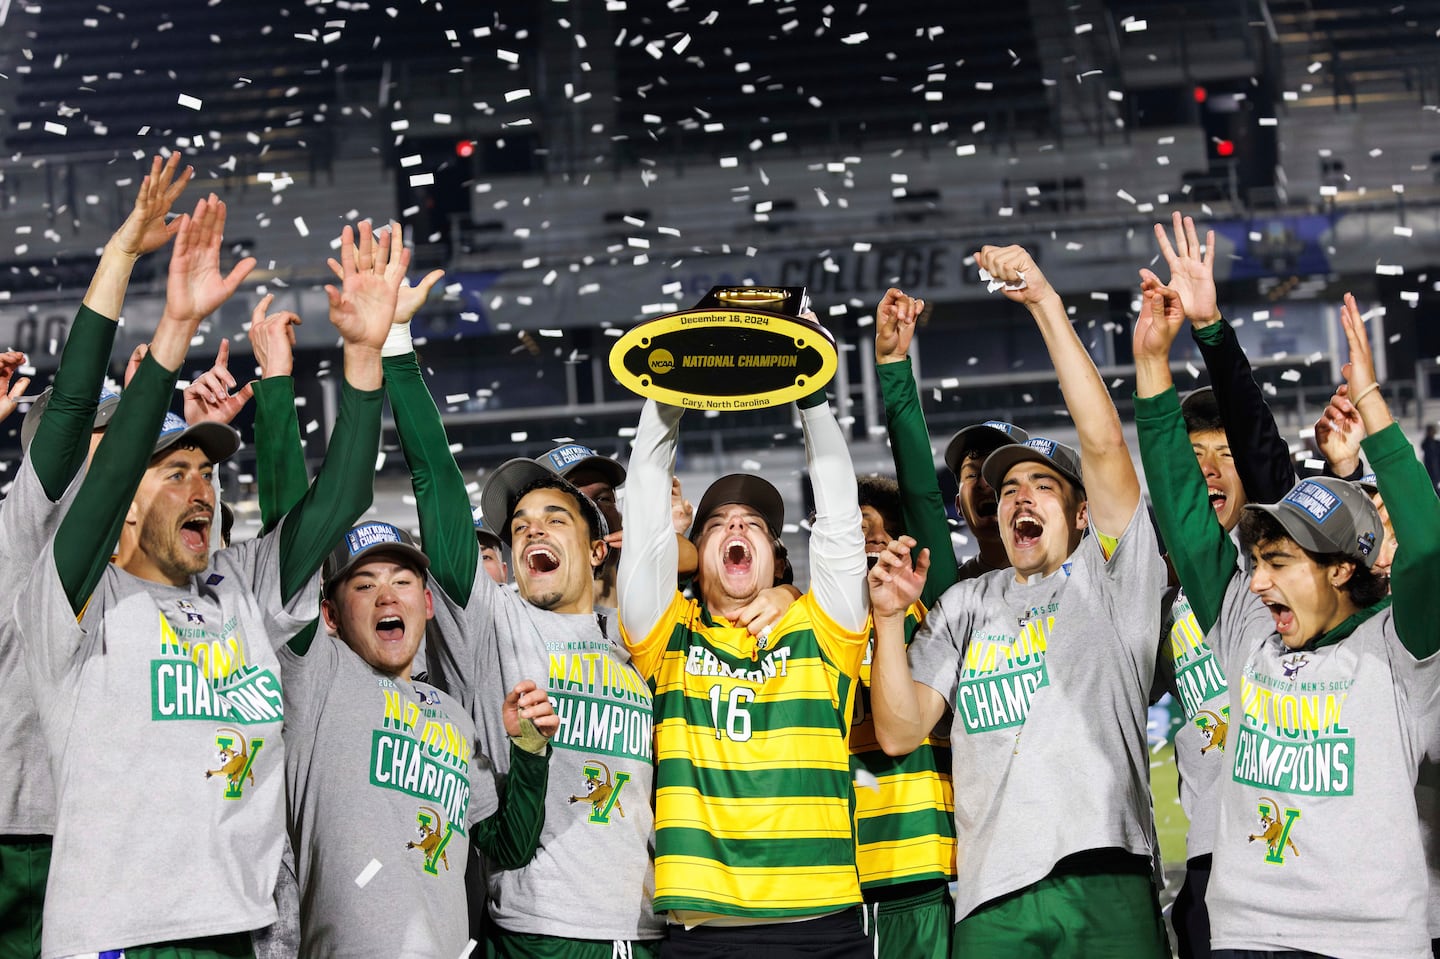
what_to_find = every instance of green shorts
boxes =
[486,924,660,959]
[861,884,953,959]
[0,836,50,959]
[953,869,1169,959]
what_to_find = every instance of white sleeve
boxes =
[617,399,683,642]
[802,401,869,632]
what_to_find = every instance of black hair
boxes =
[220,501,235,548]
[856,474,904,540]
[1238,510,1390,608]
[508,475,606,544]
[1182,390,1225,437]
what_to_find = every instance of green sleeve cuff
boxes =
[1192,319,1228,346]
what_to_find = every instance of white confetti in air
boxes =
[1116,189,1137,204]
[955,144,976,157]
[1394,226,1413,237]
[1125,19,1147,31]
[975,81,993,91]
[354,859,382,888]
[505,89,531,102]
[719,156,738,168]
[178,93,202,110]
[294,217,309,237]
[1258,117,1277,126]
[1280,370,1302,382]
[1075,23,1092,34]
[44,121,66,135]
[1375,264,1403,276]
[400,154,423,168]
[741,459,762,472]
[511,432,528,442]
[497,49,519,63]
[409,173,435,187]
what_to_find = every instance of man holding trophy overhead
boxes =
[614,288,875,957]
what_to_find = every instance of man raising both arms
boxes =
[867,245,1169,958]
[16,214,404,959]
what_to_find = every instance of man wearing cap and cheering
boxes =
[0,155,192,959]
[376,299,662,956]
[867,246,1170,957]
[14,213,405,959]
[618,374,871,954]
[1135,276,1440,955]
[280,519,556,956]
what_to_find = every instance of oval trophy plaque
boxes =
[608,286,838,410]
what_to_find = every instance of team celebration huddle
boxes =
[1,153,1435,959]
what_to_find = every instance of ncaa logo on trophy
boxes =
[609,286,838,410]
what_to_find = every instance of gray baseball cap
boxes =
[323,521,429,594]
[943,420,1029,478]
[20,386,121,450]
[981,437,1084,495]
[480,457,609,544]
[1243,476,1383,567]
[152,411,241,464]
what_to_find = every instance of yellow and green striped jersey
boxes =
[623,590,869,919]
[850,601,956,891]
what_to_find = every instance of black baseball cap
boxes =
[323,522,430,594]
[20,386,121,450]
[943,420,1030,477]
[981,437,1084,495]
[690,473,784,540]
[540,443,627,489]
[152,411,241,464]
[473,509,505,552]
[1243,476,1383,567]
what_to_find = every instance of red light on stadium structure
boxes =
[455,139,476,158]
[1215,139,1235,158]
[1193,85,1207,104]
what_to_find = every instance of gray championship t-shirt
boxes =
[1208,576,1440,958]
[17,520,317,959]
[282,631,498,957]
[427,579,663,942]
[0,458,73,835]
[1163,590,1230,860]
[907,507,1166,921]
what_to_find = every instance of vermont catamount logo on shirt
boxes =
[955,606,1055,733]
[406,805,455,875]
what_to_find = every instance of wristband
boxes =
[1351,382,1380,405]
[381,321,414,357]
[510,717,549,756]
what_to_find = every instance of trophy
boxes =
[608,286,838,410]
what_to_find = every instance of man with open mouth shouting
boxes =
[619,370,871,956]
[866,245,1171,959]
[1135,281,1440,958]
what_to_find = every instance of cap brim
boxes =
[153,421,241,464]
[480,458,561,540]
[944,424,1027,476]
[324,542,430,594]
[981,445,1082,494]
[691,474,784,540]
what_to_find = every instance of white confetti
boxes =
[177,93,202,110]
[459,940,478,959]
[497,49,519,63]
[409,173,435,187]
[855,768,880,792]
[1280,370,1302,382]
[1375,264,1404,276]
[293,217,309,237]
[1075,22,1093,34]
[955,144,976,157]
[43,121,66,135]
[975,81,994,91]
[841,32,868,44]
[354,859,382,887]
[510,431,529,443]
[1124,18,1147,31]
[505,89,531,102]
[1394,226,1413,237]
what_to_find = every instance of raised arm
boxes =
[1312,384,1367,481]
[1338,293,1440,658]
[616,399,683,656]
[31,154,192,498]
[248,295,310,532]
[867,536,948,754]
[1132,280,1237,632]
[875,287,958,605]
[1149,213,1295,502]
[800,387,869,632]
[470,680,557,868]
[379,270,484,606]
[976,244,1139,536]
[275,222,405,603]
